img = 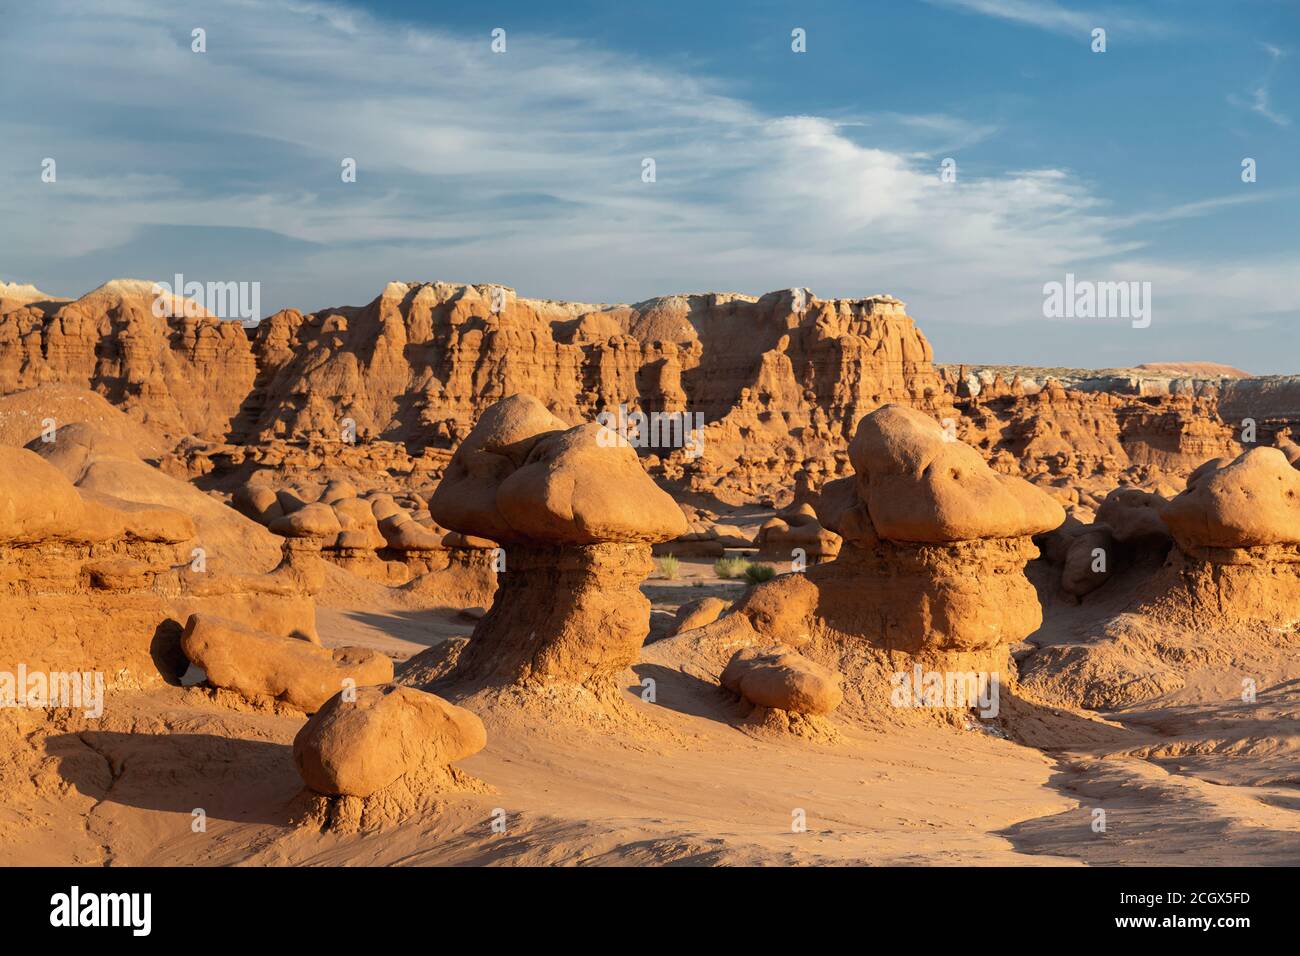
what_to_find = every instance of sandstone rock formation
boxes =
[0,280,957,504]
[232,476,497,606]
[669,596,731,636]
[35,422,283,574]
[0,280,256,442]
[954,380,1240,487]
[753,502,841,563]
[721,645,843,715]
[0,385,165,455]
[1095,486,1173,544]
[684,404,1063,716]
[654,506,752,558]
[0,446,319,688]
[293,684,486,798]
[8,278,1287,513]
[180,614,392,713]
[428,394,687,686]
[1163,447,1300,552]
[1022,446,1300,710]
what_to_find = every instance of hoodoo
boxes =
[429,394,687,687]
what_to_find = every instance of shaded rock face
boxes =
[429,395,686,686]
[753,503,840,563]
[293,684,486,798]
[723,405,1063,676]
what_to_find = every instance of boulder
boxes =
[721,644,843,715]
[293,684,486,797]
[180,614,392,712]
[670,596,730,636]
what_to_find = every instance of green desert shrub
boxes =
[743,563,777,586]
[655,554,680,580]
[713,556,750,579]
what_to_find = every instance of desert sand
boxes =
[2,279,1299,867]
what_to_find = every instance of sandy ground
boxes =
[4,556,1299,867]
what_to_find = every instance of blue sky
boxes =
[1,0,1296,370]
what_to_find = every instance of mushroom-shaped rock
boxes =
[717,404,1064,684]
[848,405,1064,542]
[432,402,685,546]
[181,614,392,712]
[428,394,570,543]
[428,394,688,686]
[1162,447,1300,552]
[293,684,485,797]
[721,644,843,715]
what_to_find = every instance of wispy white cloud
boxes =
[0,0,1288,362]
[922,0,1169,38]
[1228,42,1291,127]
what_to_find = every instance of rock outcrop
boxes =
[1146,447,1300,626]
[232,476,497,606]
[669,596,730,636]
[293,684,486,798]
[0,446,320,688]
[688,404,1063,715]
[428,394,687,686]
[721,645,843,715]
[0,280,256,442]
[1022,447,1300,710]
[753,502,841,563]
[0,280,953,504]
[180,614,392,713]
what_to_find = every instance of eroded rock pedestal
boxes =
[1149,446,1300,625]
[450,543,653,685]
[1022,446,1300,711]
[428,394,686,688]
[697,404,1064,715]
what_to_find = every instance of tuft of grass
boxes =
[713,556,750,579]
[743,563,777,586]
[655,554,680,580]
